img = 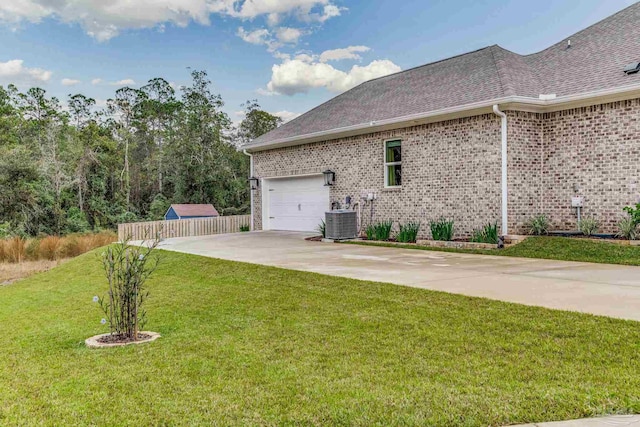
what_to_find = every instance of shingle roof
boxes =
[170,204,219,217]
[248,3,640,148]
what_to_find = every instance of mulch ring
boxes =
[85,331,161,348]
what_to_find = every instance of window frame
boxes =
[383,138,402,188]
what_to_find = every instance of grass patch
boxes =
[1,250,639,425]
[347,236,640,266]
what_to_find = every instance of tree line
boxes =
[0,70,281,237]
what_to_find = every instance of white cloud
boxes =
[314,4,343,22]
[0,0,343,41]
[0,59,52,85]
[237,27,271,46]
[91,78,103,85]
[220,0,343,22]
[294,53,315,63]
[275,27,303,44]
[111,79,136,86]
[61,78,81,86]
[237,26,304,52]
[319,46,370,62]
[265,58,401,96]
[273,110,301,123]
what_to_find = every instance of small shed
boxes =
[164,204,219,220]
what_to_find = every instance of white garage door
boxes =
[264,175,329,232]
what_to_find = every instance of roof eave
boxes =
[244,83,640,152]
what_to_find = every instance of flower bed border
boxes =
[85,331,161,349]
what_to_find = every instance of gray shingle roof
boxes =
[248,3,640,148]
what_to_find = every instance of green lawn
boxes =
[1,250,639,426]
[347,236,640,266]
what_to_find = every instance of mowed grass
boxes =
[1,250,639,426]
[348,236,640,266]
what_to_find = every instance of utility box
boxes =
[325,210,357,240]
[571,196,584,208]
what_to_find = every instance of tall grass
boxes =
[0,231,116,264]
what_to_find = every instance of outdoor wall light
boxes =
[248,176,259,191]
[323,169,336,186]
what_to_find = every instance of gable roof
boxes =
[168,204,219,218]
[246,3,640,151]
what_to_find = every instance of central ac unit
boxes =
[325,210,357,240]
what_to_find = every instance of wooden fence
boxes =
[118,215,251,241]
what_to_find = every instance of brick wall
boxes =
[252,99,640,237]
[543,99,640,232]
[253,114,502,239]
[507,111,544,233]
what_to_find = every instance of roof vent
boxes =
[623,62,640,75]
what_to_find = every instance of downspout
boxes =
[242,149,255,231]
[492,105,508,236]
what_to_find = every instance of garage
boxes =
[262,175,329,232]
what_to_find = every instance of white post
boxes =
[493,105,508,236]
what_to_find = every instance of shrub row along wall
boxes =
[118,215,251,241]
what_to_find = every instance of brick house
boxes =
[243,4,640,238]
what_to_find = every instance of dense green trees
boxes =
[0,70,281,236]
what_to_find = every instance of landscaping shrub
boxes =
[623,203,640,226]
[471,222,499,244]
[396,222,420,243]
[578,217,600,236]
[374,220,394,241]
[316,220,325,238]
[526,214,550,236]
[239,225,250,232]
[364,221,394,241]
[365,224,376,240]
[617,217,638,240]
[430,218,454,241]
[98,238,160,340]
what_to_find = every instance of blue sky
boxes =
[0,0,636,123]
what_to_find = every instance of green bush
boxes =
[623,203,640,226]
[149,194,171,220]
[617,217,638,240]
[374,220,394,241]
[65,207,90,234]
[526,214,549,236]
[578,216,599,236]
[239,225,250,232]
[365,224,376,240]
[471,222,499,244]
[396,222,420,243]
[430,218,454,241]
[365,220,394,241]
[316,220,325,238]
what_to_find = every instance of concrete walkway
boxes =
[150,231,640,321]
[512,415,640,426]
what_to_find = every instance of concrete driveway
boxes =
[154,231,640,321]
